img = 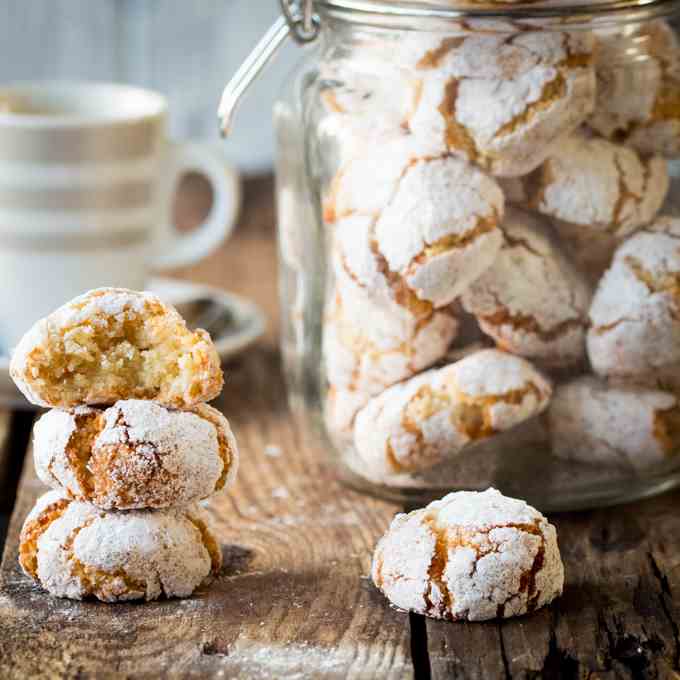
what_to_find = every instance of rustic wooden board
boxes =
[4,176,680,679]
[0,178,413,679]
[426,491,680,679]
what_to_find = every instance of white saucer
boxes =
[0,277,266,410]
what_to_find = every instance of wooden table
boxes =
[2,177,680,679]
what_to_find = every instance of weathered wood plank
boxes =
[427,619,507,679]
[428,494,680,679]
[0,178,413,680]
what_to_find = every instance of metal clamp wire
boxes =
[280,0,321,43]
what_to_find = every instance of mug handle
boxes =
[150,140,241,270]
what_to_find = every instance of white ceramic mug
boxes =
[0,81,239,349]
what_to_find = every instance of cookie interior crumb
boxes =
[194,406,234,492]
[25,304,217,407]
[65,410,104,495]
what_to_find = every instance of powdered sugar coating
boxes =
[333,215,426,327]
[374,156,504,307]
[20,490,221,602]
[521,133,669,237]
[318,55,417,127]
[334,157,504,312]
[372,488,563,621]
[10,287,223,409]
[353,349,552,483]
[461,208,591,368]
[33,401,238,510]
[406,31,596,176]
[588,217,680,378]
[403,31,591,79]
[323,134,445,223]
[323,258,457,433]
[548,376,680,472]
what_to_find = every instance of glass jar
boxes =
[235,0,680,510]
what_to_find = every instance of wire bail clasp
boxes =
[218,0,320,136]
[281,0,321,44]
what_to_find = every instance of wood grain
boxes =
[426,493,680,679]
[3,177,680,679]
[0,177,413,680]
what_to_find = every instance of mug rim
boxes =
[0,81,167,128]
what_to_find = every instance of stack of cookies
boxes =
[315,19,680,483]
[10,288,238,602]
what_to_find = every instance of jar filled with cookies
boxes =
[222,0,680,510]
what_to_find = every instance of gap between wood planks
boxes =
[418,499,680,680]
[0,411,34,552]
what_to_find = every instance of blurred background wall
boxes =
[0,1,299,174]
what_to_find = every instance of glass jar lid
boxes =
[317,0,678,22]
[219,0,678,134]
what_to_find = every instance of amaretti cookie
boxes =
[323,265,457,433]
[588,20,680,157]
[19,490,222,602]
[353,349,552,483]
[323,133,445,224]
[372,488,564,621]
[10,288,223,409]
[548,376,680,472]
[33,401,238,510]
[461,208,591,368]
[406,31,596,176]
[588,217,680,379]
[334,156,504,310]
[518,132,669,237]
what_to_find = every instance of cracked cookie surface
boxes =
[352,349,552,484]
[324,133,444,224]
[372,487,563,621]
[588,216,680,378]
[548,376,680,472]
[19,490,221,602]
[33,401,238,510]
[324,255,457,434]
[519,132,669,237]
[333,154,504,310]
[462,208,591,368]
[10,288,223,409]
[406,31,596,176]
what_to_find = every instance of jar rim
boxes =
[317,0,679,27]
